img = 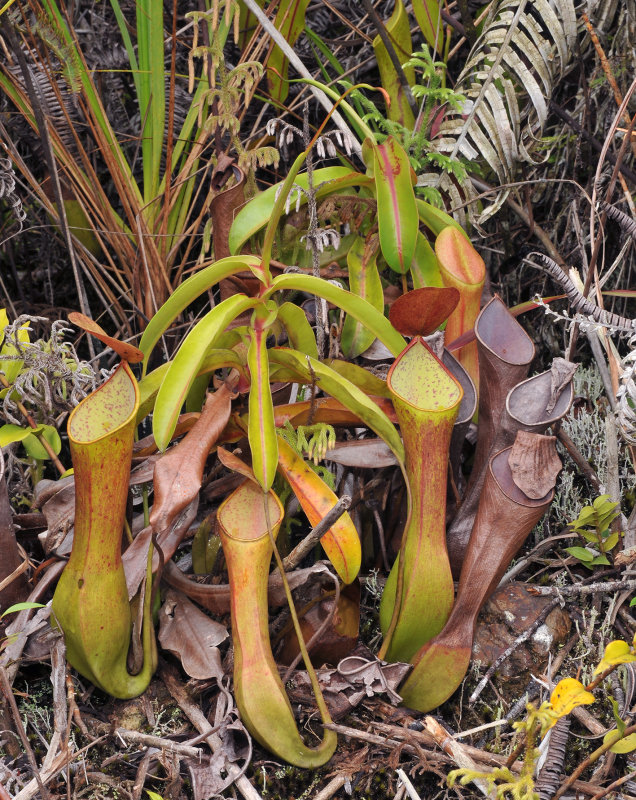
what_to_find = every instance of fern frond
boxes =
[431,0,579,223]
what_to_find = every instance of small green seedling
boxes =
[565,494,621,569]
[1,602,46,652]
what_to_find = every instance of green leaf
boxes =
[136,0,165,203]
[324,359,392,398]
[138,255,263,375]
[603,532,620,551]
[0,423,36,447]
[276,302,318,360]
[565,546,594,562]
[266,273,406,356]
[608,698,625,734]
[416,197,466,237]
[303,26,345,78]
[248,304,279,492]
[571,506,596,527]
[1,601,45,618]
[604,730,636,754]
[410,232,443,288]
[341,236,384,359]
[228,168,372,256]
[185,372,211,414]
[0,313,29,385]
[269,348,405,465]
[373,137,418,274]
[266,0,310,103]
[589,554,610,566]
[22,425,62,460]
[594,639,636,674]
[412,0,442,50]
[153,295,259,451]
[372,0,414,127]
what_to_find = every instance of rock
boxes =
[472,582,571,685]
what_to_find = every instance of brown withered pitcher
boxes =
[400,433,561,712]
[446,296,535,574]
[447,360,575,576]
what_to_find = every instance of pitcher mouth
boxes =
[507,369,574,426]
[476,295,535,365]
[387,337,463,412]
[217,479,284,542]
[69,361,139,444]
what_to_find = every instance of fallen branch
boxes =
[527,578,636,596]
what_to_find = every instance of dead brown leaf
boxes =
[158,589,228,680]
[288,654,411,720]
[325,439,398,468]
[150,381,237,533]
[123,498,199,598]
[508,431,562,499]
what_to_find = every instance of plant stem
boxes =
[263,494,333,728]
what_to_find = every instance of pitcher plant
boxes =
[399,433,561,711]
[379,336,463,663]
[217,478,337,767]
[51,362,157,698]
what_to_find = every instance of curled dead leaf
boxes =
[150,382,237,533]
[508,431,562,499]
[158,589,228,680]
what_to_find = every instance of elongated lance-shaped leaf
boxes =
[228,167,371,255]
[373,0,415,127]
[260,150,307,280]
[153,295,259,451]
[265,274,407,356]
[412,0,443,50]
[137,349,245,423]
[139,255,262,374]
[276,436,361,584]
[136,0,165,205]
[267,0,310,103]
[374,137,418,275]
[323,359,392,399]
[416,198,466,238]
[269,348,405,465]
[410,232,443,289]
[248,304,279,492]
[291,77,377,142]
[341,236,384,359]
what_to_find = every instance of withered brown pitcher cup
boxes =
[400,433,561,712]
